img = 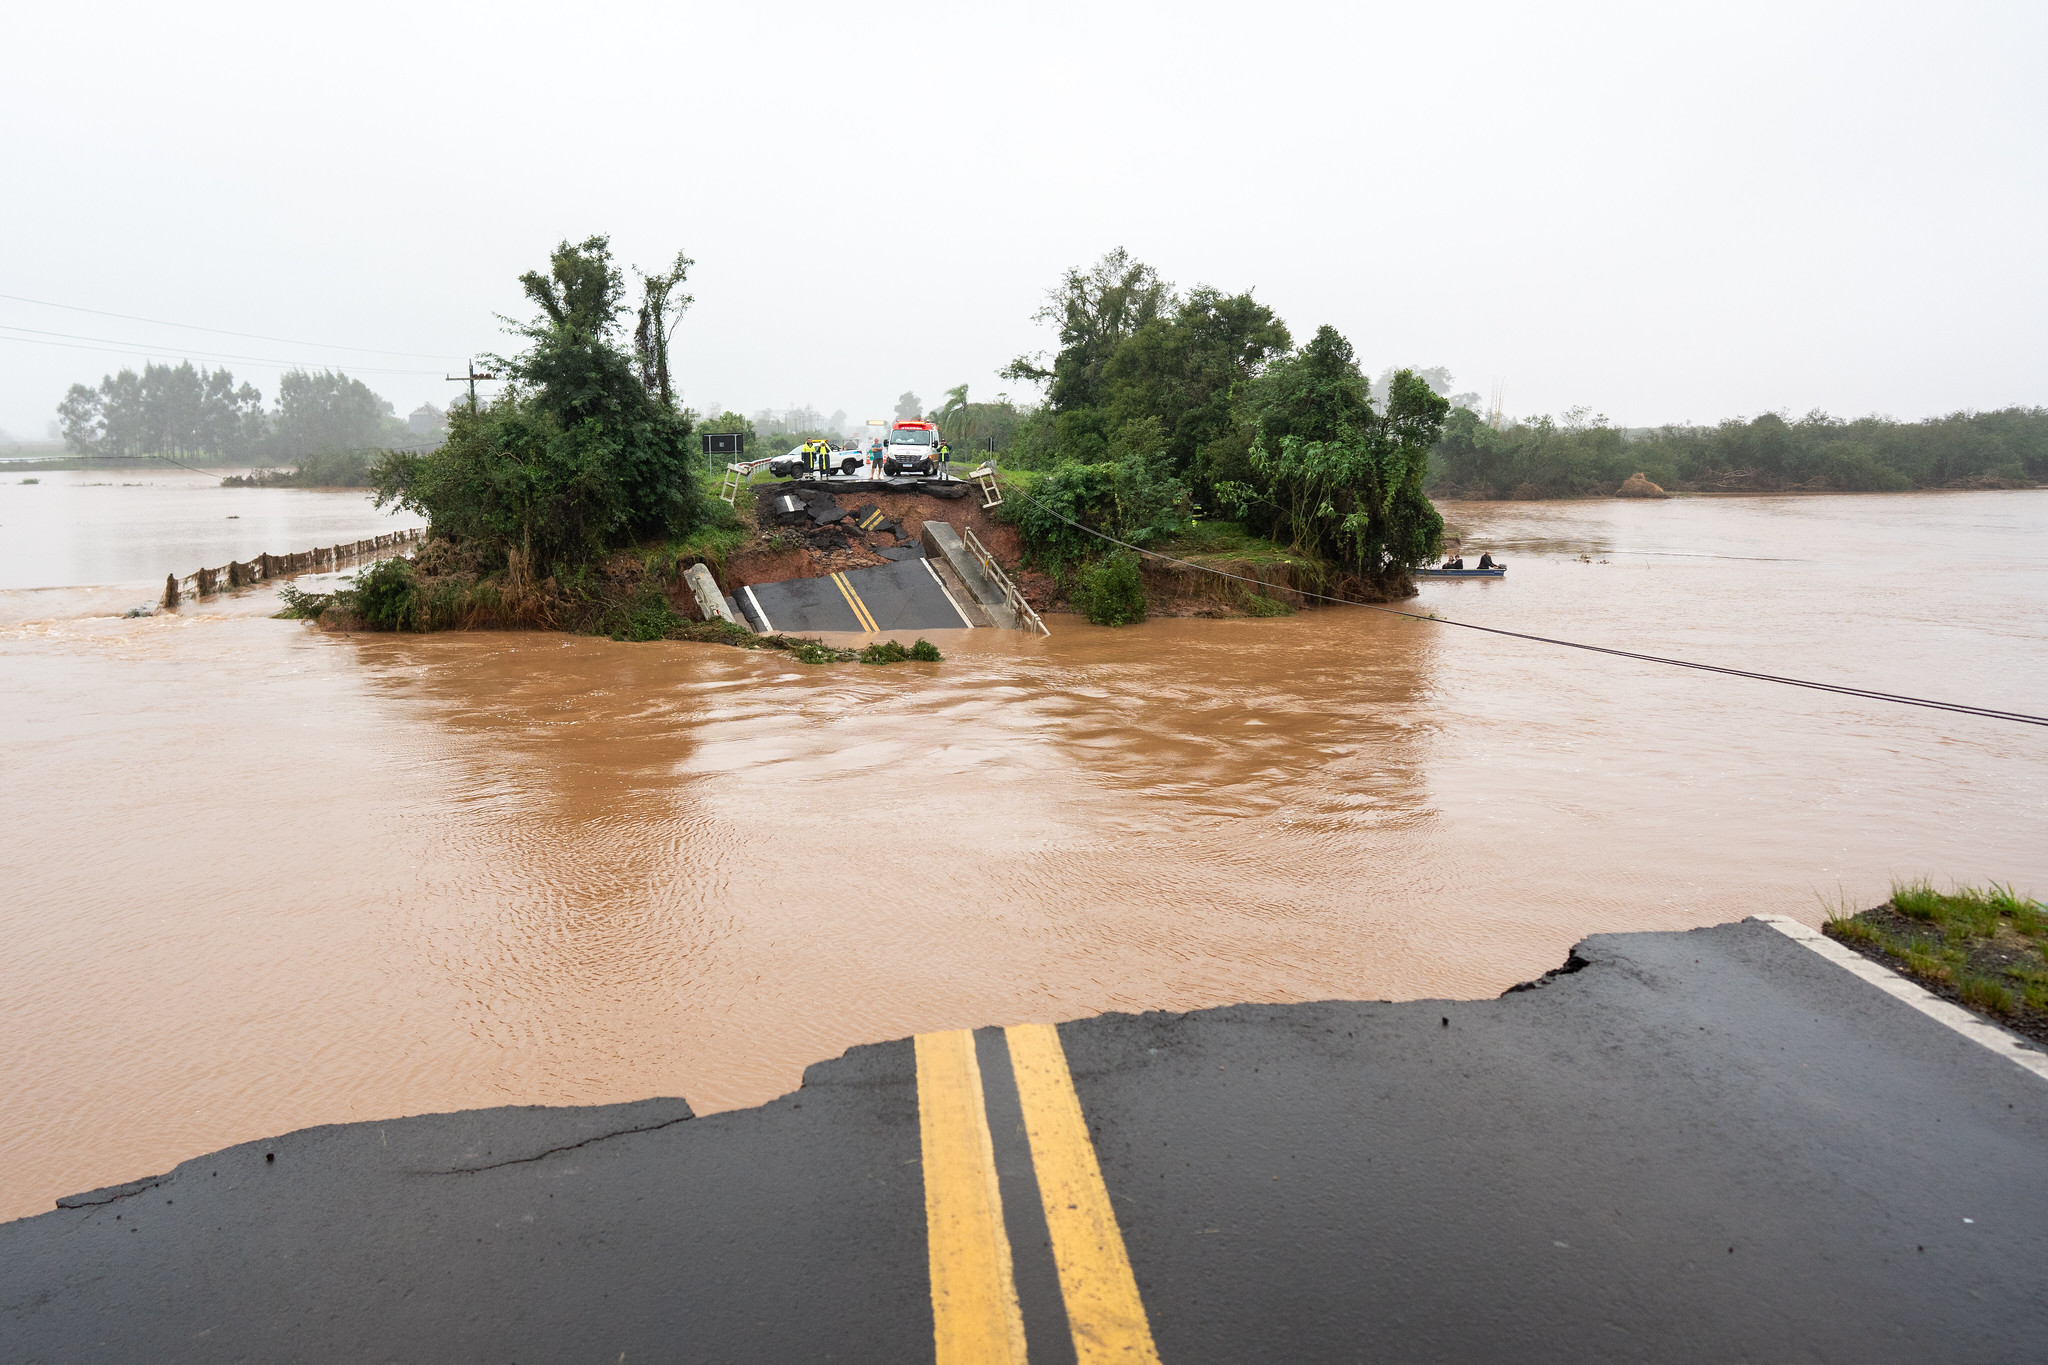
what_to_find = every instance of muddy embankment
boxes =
[319,481,1381,636]
[725,485,1394,619]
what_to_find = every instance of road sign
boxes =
[701,432,745,457]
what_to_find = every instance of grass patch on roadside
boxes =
[1823,880,2048,1044]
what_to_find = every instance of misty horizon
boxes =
[4,1,2043,441]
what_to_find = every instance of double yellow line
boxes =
[829,571,879,632]
[858,508,889,531]
[915,1024,1161,1365]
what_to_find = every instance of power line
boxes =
[1012,491,2048,729]
[0,291,463,361]
[0,327,447,377]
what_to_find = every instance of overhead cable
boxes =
[0,328,447,377]
[0,291,463,361]
[1013,491,2048,729]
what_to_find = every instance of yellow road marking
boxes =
[916,1030,1029,1365]
[1005,1024,1162,1365]
[861,509,886,530]
[844,575,880,631]
[830,572,879,632]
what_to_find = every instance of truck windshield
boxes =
[889,429,933,446]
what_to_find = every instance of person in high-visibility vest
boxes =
[801,438,833,478]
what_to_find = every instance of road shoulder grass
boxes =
[1824,881,2048,1046]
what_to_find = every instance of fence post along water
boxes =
[161,528,425,607]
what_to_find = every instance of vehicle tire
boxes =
[841,459,859,475]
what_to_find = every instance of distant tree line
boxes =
[55,361,421,463]
[1429,405,2048,499]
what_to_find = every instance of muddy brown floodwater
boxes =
[3,490,2045,1221]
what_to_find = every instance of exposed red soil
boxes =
[718,484,1023,594]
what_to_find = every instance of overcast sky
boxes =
[3,0,2042,439]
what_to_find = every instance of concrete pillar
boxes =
[162,573,179,609]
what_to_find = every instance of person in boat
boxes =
[1478,552,1498,570]
[1443,555,1465,570]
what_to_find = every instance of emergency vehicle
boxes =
[882,421,943,476]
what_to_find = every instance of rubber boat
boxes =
[1415,565,1506,579]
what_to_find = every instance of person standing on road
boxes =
[801,438,832,479]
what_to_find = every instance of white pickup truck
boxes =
[766,441,868,480]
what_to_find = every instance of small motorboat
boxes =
[1415,564,1506,579]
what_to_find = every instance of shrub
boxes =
[601,583,684,642]
[273,583,334,620]
[1004,456,1189,575]
[855,638,947,664]
[1073,551,1146,626]
[345,557,419,631]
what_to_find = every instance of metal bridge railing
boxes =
[962,527,1048,636]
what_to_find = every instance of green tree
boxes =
[375,236,708,574]
[56,361,267,459]
[1006,247,1170,416]
[895,391,923,421]
[632,250,694,411]
[1223,328,1448,595]
[270,369,396,457]
[1100,285,1290,482]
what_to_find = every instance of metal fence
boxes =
[161,528,424,607]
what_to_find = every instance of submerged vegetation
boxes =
[1825,881,2048,1042]
[222,448,377,488]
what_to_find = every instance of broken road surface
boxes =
[5,919,2046,1362]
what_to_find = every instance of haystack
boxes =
[1616,472,1669,498]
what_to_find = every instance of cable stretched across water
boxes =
[1010,491,2048,729]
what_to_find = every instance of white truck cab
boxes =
[883,421,942,476]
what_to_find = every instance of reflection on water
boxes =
[2,490,2044,1220]
[0,467,423,590]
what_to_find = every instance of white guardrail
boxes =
[962,526,1049,636]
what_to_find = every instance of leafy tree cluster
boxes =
[56,362,407,462]
[1003,247,1292,487]
[1000,248,1449,594]
[1218,328,1449,597]
[1429,406,2048,498]
[373,236,711,574]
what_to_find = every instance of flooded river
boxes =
[2,487,2044,1221]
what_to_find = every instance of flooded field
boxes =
[2,488,2044,1221]
[0,467,425,595]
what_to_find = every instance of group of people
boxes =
[797,437,954,479]
[1439,551,1500,570]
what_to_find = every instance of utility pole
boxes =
[446,359,500,410]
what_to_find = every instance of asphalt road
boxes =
[5,918,2046,1363]
[740,558,973,635]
